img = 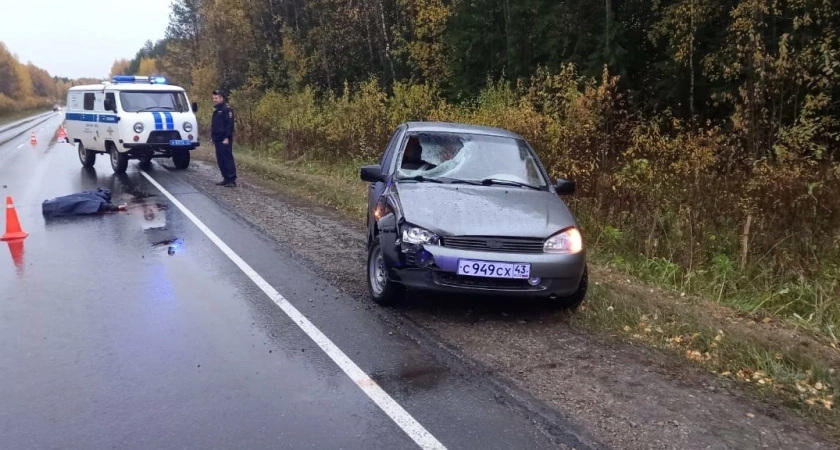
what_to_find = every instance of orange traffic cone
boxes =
[57,126,67,141]
[1,196,29,241]
[6,239,24,271]
[30,131,37,145]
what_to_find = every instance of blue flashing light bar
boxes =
[111,75,169,85]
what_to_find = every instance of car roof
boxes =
[404,121,524,140]
[68,83,186,92]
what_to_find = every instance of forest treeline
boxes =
[120,0,839,330]
[0,41,75,115]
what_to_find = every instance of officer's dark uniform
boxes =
[211,99,237,186]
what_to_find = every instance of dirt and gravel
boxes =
[178,158,837,450]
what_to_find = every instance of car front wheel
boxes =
[555,264,588,310]
[367,240,404,306]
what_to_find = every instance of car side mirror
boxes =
[360,164,386,183]
[555,178,575,195]
[192,102,199,112]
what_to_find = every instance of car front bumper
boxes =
[121,143,198,151]
[389,243,586,298]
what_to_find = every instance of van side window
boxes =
[83,93,95,111]
[105,93,116,112]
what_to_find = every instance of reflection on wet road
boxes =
[0,115,587,449]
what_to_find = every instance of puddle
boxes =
[125,203,168,230]
[370,364,447,391]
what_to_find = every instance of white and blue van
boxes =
[64,75,199,173]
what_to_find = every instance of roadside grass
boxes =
[193,145,839,436]
[0,108,49,127]
[194,145,368,222]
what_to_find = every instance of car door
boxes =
[367,125,405,236]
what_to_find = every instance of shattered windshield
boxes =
[396,132,548,188]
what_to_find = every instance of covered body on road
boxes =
[41,188,125,218]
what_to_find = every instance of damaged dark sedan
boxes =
[361,122,587,308]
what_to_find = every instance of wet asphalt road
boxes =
[0,114,581,449]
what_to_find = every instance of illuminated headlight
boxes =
[133,122,144,133]
[544,228,583,254]
[402,226,439,245]
[183,122,193,132]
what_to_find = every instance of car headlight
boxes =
[544,227,583,254]
[402,226,439,245]
[133,122,144,133]
[183,122,193,132]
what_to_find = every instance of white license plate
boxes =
[457,259,531,279]
[169,140,191,146]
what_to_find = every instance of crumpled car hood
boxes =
[395,183,578,238]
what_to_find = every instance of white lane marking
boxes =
[16,143,24,149]
[139,169,446,450]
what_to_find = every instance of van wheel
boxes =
[77,142,95,167]
[172,149,190,170]
[109,143,128,173]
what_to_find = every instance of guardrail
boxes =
[0,111,58,147]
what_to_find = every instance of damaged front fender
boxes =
[375,207,401,269]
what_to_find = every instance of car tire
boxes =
[367,240,404,306]
[172,149,190,170]
[77,142,95,167]
[109,143,128,173]
[556,264,588,310]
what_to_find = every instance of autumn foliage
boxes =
[0,42,70,116]
[123,0,839,332]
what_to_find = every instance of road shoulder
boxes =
[181,153,837,450]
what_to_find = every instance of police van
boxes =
[64,75,199,173]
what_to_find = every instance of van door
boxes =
[100,92,119,146]
[81,92,98,150]
[65,90,82,143]
[90,91,108,149]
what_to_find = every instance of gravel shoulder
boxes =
[178,156,838,450]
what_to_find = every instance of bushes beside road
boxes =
[220,66,840,342]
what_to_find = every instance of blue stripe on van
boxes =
[151,112,163,130]
[163,112,174,130]
[66,113,119,123]
[65,113,98,122]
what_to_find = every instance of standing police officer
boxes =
[211,89,237,187]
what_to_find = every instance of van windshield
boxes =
[119,91,189,113]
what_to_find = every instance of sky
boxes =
[0,0,172,79]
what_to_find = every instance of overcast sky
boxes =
[0,0,172,79]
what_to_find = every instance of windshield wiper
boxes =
[478,178,542,190]
[446,179,481,185]
[397,175,444,183]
